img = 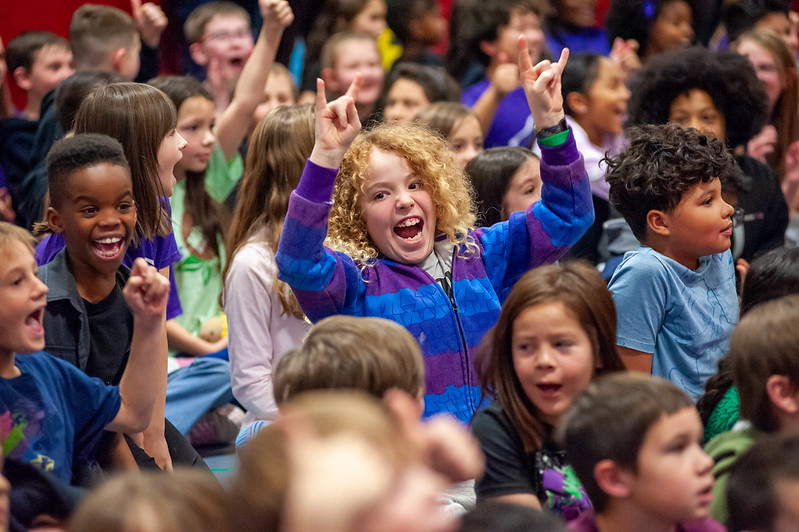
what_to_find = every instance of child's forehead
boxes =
[205,13,251,32]
[33,43,72,63]
[642,407,700,446]
[66,163,133,191]
[336,40,379,62]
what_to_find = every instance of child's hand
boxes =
[309,75,362,169]
[609,37,641,82]
[384,389,485,483]
[123,258,169,322]
[747,125,777,163]
[489,52,520,99]
[131,0,168,49]
[260,0,294,32]
[518,35,568,131]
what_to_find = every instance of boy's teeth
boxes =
[95,237,121,244]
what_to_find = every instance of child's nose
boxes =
[396,191,415,208]
[534,346,556,368]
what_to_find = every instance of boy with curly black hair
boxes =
[626,45,788,263]
[605,124,739,401]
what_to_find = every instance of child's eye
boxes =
[373,192,386,200]
[555,340,574,348]
[704,197,713,206]
[82,207,97,216]
[409,182,421,190]
[524,186,536,195]
[451,143,463,151]
[118,203,133,212]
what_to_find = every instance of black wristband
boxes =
[535,117,569,139]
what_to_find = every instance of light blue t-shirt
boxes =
[608,247,739,400]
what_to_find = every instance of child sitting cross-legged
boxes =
[0,213,168,486]
[277,38,593,424]
[605,124,739,400]
[558,372,723,532]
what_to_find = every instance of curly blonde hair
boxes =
[328,122,477,263]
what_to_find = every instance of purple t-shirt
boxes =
[462,81,534,148]
[36,231,183,320]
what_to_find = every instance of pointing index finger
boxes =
[517,34,534,75]
[315,78,328,114]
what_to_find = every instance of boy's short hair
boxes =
[5,30,69,74]
[557,373,694,513]
[46,133,130,210]
[69,4,137,70]
[0,222,36,257]
[726,433,799,532]
[273,315,425,403]
[54,71,127,132]
[320,32,379,71]
[731,294,799,433]
[604,123,735,242]
[184,1,251,44]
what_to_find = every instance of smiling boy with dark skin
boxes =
[0,134,168,483]
[32,133,180,477]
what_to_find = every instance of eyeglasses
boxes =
[752,63,780,75]
[200,29,252,43]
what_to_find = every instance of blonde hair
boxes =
[67,469,228,532]
[273,315,425,403]
[329,122,477,264]
[228,391,412,532]
[0,222,35,257]
[223,104,315,317]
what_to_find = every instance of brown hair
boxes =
[223,103,315,317]
[74,82,176,240]
[732,294,799,432]
[67,468,228,532]
[184,1,251,43]
[414,101,475,139]
[228,391,411,532]
[733,28,799,182]
[273,315,425,403]
[69,4,137,70]
[557,373,695,513]
[475,261,625,452]
[329,121,477,264]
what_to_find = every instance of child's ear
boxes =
[565,92,588,117]
[646,209,670,237]
[320,67,339,92]
[111,48,128,74]
[11,67,32,91]
[594,459,633,499]
[766,375,799,415]
[45,206,64,234]
[189,42,209,66]
[479,40,498,61]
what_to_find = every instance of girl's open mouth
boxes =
[394,217,424,243]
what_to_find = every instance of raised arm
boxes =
[215,0,294,160]
[309,75,363,169]
[107,259,170,434]
[518,35,568,132]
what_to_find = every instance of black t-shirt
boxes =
[471,401,592,521]
[83,284,133,386]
